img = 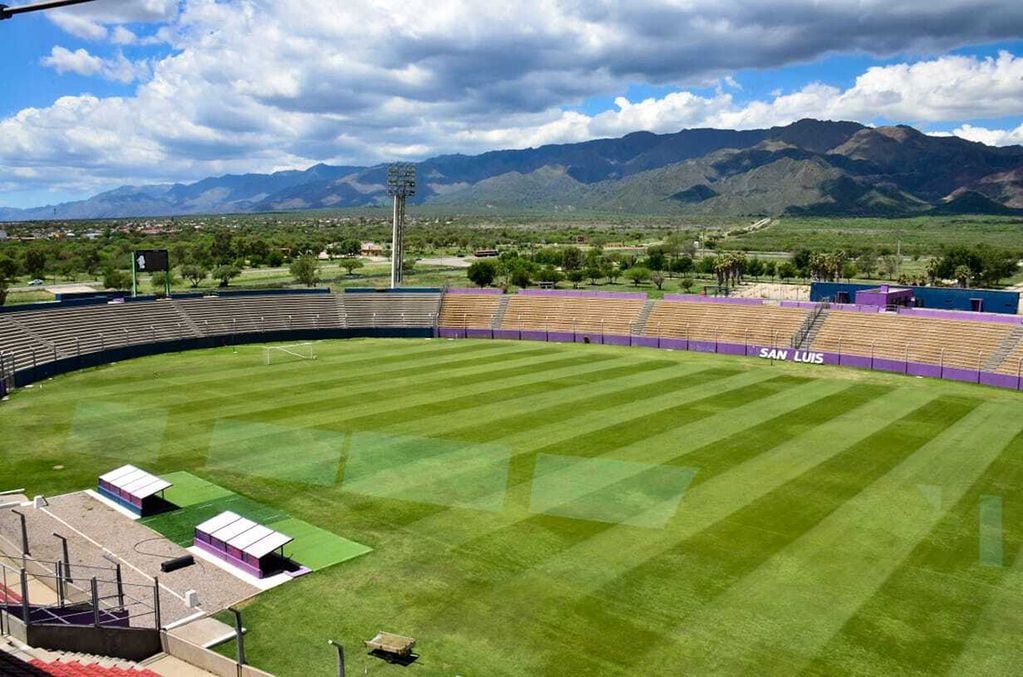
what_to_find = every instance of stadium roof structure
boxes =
[195,511,293,559]
[98,464,171,500]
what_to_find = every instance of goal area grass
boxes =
[2,338,1023,676]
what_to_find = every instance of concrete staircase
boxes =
[982,324,1023,372]
[490,296,511,330]
[631,299,657,335]
[2,639,159,677]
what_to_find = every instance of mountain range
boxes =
[4,119,1023,221]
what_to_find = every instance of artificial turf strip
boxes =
[140,472,371,571]
[5,339,1023,676]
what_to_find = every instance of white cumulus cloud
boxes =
[3,0,1023,206]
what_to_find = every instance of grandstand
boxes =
[643,299,809,346]
[438,293,504,330]
[809,310,1014,370]
[499,293,646,335]
[339,291,442,329]
[2,289,1023,391]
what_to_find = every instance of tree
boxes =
[650,271,666,290]
[585,266,603,285]
[290,256,321,287]
[266,250,285,268]
[626,266,650,287]
[746,257,765,280]
[567,270,585,289]
[561,246,584,272]
[538,265,564,287]
[180,264,208,288]
[763,260,776,279]
[510,267,532,288]
[881,255,900,280]
[954,264,972,288]
[0,255,19,306]
[842,261,858,281]
[340,258,364,276]
[103,267,131,290]
[24,247,47,279]
[777,261,796,281]
[856,250,878,279]
[671,255,694,276]
[150,271,177,296]
[467,260,498,288]
[212,265,241,288]
[645,245,668,272]
[680,276,695,293]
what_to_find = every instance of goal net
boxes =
[264,342,317,365]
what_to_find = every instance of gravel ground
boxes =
[1,493,259,632]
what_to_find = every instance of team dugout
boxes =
[97,464,172,516]
[193,511,294,579]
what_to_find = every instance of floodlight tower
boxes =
[387,162,416,288]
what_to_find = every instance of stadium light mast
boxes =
[387,162,416,288]
[1,0,98,20]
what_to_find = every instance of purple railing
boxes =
[897,307,1023,325]
[445,287,504,295]
[663,294,765,305]
[517,289,648,300]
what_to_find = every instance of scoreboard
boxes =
[134,250,169,273]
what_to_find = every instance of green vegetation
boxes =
[726,215,1023,256]
[3,339,1023,675]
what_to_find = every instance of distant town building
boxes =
[0,229,7,241]
[361,242,384,256]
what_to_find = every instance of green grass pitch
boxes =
[2,338,1022,676]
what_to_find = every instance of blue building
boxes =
[810,282,1020,315]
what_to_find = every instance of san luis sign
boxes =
[757,348,825,364]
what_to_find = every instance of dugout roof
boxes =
[195,511,293,559]
[99,464,171,500]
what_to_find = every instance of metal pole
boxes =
[20,569,29,624]
[151,575,161,630]
[53,532,72,583]
[11,510,29,556]
[229,606,246,666]
[327,639,346,677]
[91,577,100,627]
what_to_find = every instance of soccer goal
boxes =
[264,342,317,365]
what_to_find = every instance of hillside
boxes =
[3,119,1023,220]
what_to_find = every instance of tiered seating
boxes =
[499,295,645,335]
[340,293,442,328]
[4,301,197,361]
[28,658,159,676]
[0,314,52,372]
[175,294,341,335]
[438,294,503,329]
[0,649,48,677]
[995,331,1023,374]
[811,311,1012,369]
[643,301,809,345]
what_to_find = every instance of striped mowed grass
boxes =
[2,338,1022,676]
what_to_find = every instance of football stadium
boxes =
[2,288,1023,675]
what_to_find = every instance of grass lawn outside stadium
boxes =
[2,338,1022,676]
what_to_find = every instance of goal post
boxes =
[264,342,317,365]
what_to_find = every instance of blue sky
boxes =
[2,1,1023,209]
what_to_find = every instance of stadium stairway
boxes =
[982,324,1023,372]
[794,308,829,350]
[3,638,214,677]
[631,299,657,335]
[490,295,511,329]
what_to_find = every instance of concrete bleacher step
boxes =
[983,324,1023,372]
[168,302,205,338]
[631,299,657,335]
[490,296,511,329]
